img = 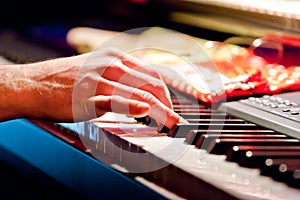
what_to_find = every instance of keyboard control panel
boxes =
[218,91,300,139]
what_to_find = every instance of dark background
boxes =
[0,0,232,62]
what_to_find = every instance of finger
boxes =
[101,61,173,109]
[97,80,182,129]
[120,53,173,106]
[81,43,164,81]
[121,53,162,79]
[89,95,150,118]
[103,48,163,79]
[100,49,172,108]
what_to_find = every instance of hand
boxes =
[0,48,182,129]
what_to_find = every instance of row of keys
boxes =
[169,92,300,189]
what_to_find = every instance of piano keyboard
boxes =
[35,89,300,200]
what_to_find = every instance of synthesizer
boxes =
[63,90,300,199]
[20,89,300,199]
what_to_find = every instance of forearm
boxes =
[0,59,77,122]
[0,64,35,121]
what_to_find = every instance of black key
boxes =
[185,130,278,145]
[265,158,300,167]
[226,145,300,162]
[172,104,206,109]
[173,108,221,113]
[186,118,246,124]
[158,125,171,133]
[168,123,259,138]
[206,138,300,155]
[194,134,287,149]
[261,158,300,188]
[277,165,300,188]
[179,112,228,119]
[134,116,154,126]
[237,150,300,168]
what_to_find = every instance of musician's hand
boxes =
[0,48,182,129]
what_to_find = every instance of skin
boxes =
[0,48,183,129]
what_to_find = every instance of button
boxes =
[270,103,278,108]
[291,111,299,115]
[282,108,291,112]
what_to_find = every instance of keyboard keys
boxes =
[168,123,258,138]
[226,145,300,163]
[236,150,300,168]
[194,134,287,150]
[186,118,247,124]
[173,108,220,113]
[170,90,300,189]
[201,138,300,155]
[179,112,228,119]
[261,158,300,188]
[185,130,280,145]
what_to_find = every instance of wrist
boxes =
[17,58,77,121]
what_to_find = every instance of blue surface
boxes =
[0,119,165,200]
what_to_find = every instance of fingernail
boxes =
[179,117,189,124]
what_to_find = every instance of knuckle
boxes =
[136,90,155,102]
[105,47,123,57]
[110,95,123,103]
[148,68,161,78]
[147,80,166,91]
